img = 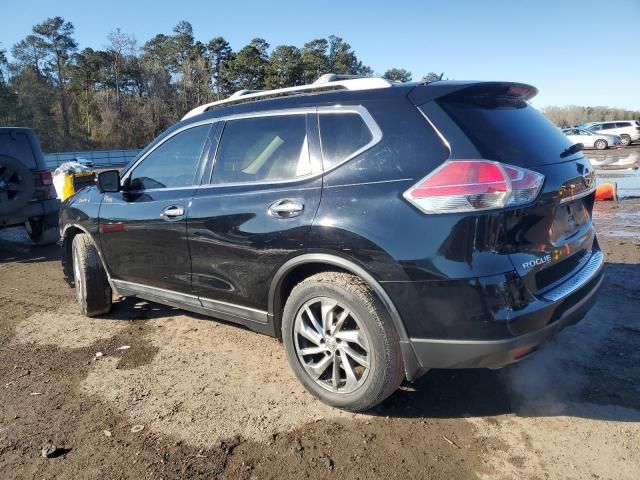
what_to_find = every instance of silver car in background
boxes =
[588,120,640,146]
[562,127,621,150]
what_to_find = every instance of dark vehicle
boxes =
[60,75,604,411]
[1,128,60,245]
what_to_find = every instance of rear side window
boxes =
[616,122,631,128]
[437,94,581,166]
[212,115,311,184]
[129,124,211,190]
[602,123,615,130]
[319,113,373,168]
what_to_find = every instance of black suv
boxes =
[60,75,604,411]
[1,128,60,244]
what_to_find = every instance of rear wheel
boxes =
[594,139,608,150]
[282,272,404,412]
[620,134,632,146]
[72,234,112,316]
[25,214,59,246]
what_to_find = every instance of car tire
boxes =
[72,233,112,317]
[25,214,59,246]
[620,135,631,146]
[282,272,404,412]
[594,139,608,150]
[0,155,35,216]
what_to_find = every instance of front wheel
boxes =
[282,272,404,412]
[72,234,112,316]
[620,134,632,146]
[594,139,608,150]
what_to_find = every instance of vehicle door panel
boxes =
[188,113,322,312]
[99,123,216,294]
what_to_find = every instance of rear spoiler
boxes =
[408,81,538,106]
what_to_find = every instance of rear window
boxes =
[438,94,579,166]
[0,131,38,169]
[319,113,373,169]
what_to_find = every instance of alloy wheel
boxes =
[293,297,372,393]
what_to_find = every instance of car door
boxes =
[187,111,322,322]
[99,122,216,295]
[564,129,579,144]
[578,129,596,147]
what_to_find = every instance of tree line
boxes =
[0,17,445,152]
[541,105,640,128]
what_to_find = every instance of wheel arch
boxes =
[268,253,422,380]
[61,224,112,288]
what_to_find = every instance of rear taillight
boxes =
[40,171,53,185]
[403,160,544,214]
[36,171,56,199]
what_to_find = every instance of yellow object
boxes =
[55,171,96,201]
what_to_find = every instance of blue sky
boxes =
[2,0,639,109]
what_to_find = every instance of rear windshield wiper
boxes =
[560,143,583,158]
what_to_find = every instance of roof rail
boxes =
[313,73,372,84]
[182,74,394,120]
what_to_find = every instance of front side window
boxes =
[319,113,374,168]
[129,124,211,190]
[212,115,311,184]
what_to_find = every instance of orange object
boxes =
[595,183,617,201]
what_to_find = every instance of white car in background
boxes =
[562,128,621,150]
[588,120,640,146]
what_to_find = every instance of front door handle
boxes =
[161,205,185,219]
[268,199,304,218]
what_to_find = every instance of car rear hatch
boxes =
[413,82,599,297]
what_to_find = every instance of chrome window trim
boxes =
[120,105,383,192]
[316,105,383,174]
[199,105,382,189]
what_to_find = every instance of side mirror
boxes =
[97,170,121,193]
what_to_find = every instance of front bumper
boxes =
[404,249,604,377]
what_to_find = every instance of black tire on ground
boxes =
[0,155,35,216]
[594,139,608,150]
[25,213,59,246]
[282,272,404,412]
[620,134,631,146]
[71,233,112,317]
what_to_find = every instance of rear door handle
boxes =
[268,199,304,218]
[161,205,185,219]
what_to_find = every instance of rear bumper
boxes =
[405,250,604,377]
[0,199,60,228]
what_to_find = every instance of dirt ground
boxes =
[1,200,639,480]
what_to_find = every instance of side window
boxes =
[319,113,374,168]
[212,115,310,184]
[602,123,615,130]
[616,122,630,128]
[129,125,211,190]
[591,124,602,131]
